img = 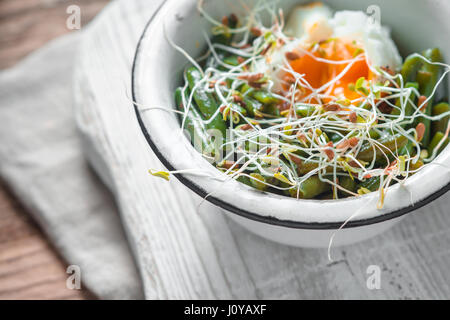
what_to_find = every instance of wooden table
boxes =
[0,0,109,300]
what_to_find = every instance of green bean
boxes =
[393,81,419,154]
[369,129,381,140]
[211,14,238,46]
[175,87,212,153]
[242,88,278,116]
[251,90,280,104]
[339,176,357,195]
[297,161,318,175]
[295,105,316,117]
[392,82,419,123]
[399,142,414,156]
[409,159,424,171]
[297,161,338,175]
[321,132,331,143]
[358,176,381,192]
[401,55,424,83]
[428,131,449,154]
[357,134,408,162]
[174,87,183,104]
[239,83,254,95]
[206,14,238,68]
[289,176,330,199]
[235,104,248,117]
[186,67,227,138]
[236,175,252,187]
[206,51,226,69]
[261,104,280,116]
[218,55,242,73]
[405,81,420,91]
[249,173,268,191]
[432,102,450,135]
[241,96,263,117]
[415,48,442,147]
[329,132,342,143]
[223,55,240,66]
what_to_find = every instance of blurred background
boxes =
[0,0,109,299]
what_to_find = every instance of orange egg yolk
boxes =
[287,39,372,102]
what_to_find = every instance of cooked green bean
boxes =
[289,176,330,199]
[295,105,316,117]
[175,87,213,153]
[249,172,268,191]
[358,176,381,192]
[261,104,280,116]
[223,55,240,67]
[432,102,450,135]
[393,59,421,135]
[297,161,338,175]
[211,14,238,46]
[369,129,381,140]
[241,96,263,117]
[207,14,238,68]
[252,90,280,105]
[239,83,254,95]
[429,131,449,154]
[186,67,227,138]
[329,132,342,143]
[392,82,419,123]
[401,55,424,83]
[236,175,252,187]
[415,48,442,147]
[339,176,357,195]
[394,82,419,155]
[357,134,408,162]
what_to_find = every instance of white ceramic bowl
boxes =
[132,0,450,247]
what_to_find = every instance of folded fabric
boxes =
[0,32,143,299]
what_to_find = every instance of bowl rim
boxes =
[131,0,450,230]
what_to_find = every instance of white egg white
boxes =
[329,10,402,71]
[255,2,403,90]
[284,2,334,42]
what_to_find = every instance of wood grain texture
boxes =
[74,0,450,299]
[0,0,109,69]
[0,0,108,300]
[0,182,95,299]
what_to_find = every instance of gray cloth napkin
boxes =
[0,32,143,300]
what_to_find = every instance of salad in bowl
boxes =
[133,0,450,247]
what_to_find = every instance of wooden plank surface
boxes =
[0,0,109,300]
[0,182,95,299]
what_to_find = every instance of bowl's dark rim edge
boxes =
[131,0,450,230]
